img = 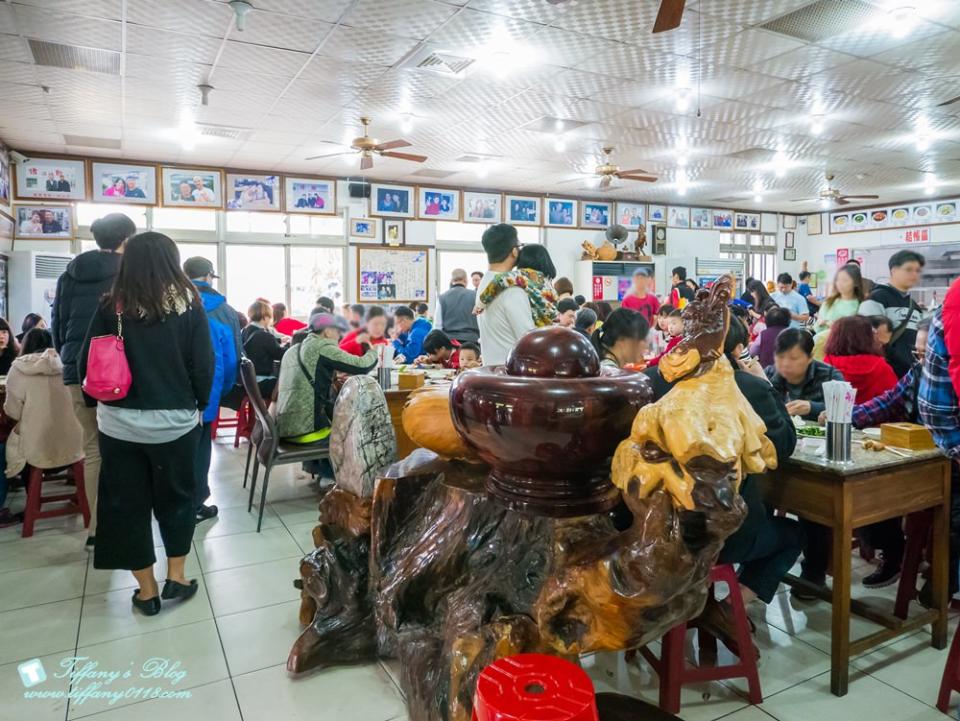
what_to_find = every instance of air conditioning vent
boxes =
[711,196,744,204]
[63,135,122,149]
[725,147,776,162]
[34,255,71,280]
[398,45,475,78]
[410,168,457,179]
[28,39,120,75]
[757,0,876,42]
[196,123,251,141]
[521,116,589,134]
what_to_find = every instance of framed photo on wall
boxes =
[350,217,376,239]
[383,218,405,246]
[782,214,797,230]
[370,183,414,218]
[417,186,460,221]
[545,198,578,227]
[712,209,733,230]
[13,203,74,239]
[785,231,795,248]
[668,206,690,228]
[615,201,645,229]
[734,212,760,231]
[226,173,281,211]
[0,143,11,215]
[91,162,157,205]
[580,200,612,229]
[15,157,86,201]
[504,194,541,226]
[463,191,502,223]
[691,207,711,229]
[284,176,335,214]
[648,205,666,224]
[783,247,797,261]
[807,212,822,236]
[161,167,223,208]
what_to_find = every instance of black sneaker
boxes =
[791,572,826,602]
[85,536,96,550]
[862,558,901,588]
[196,504,219,522]
[917,578,959,609]
[0,508,21,528]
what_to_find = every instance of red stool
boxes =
[938,621,960,711]
[894,510,933,619]
[211,406,239,440]
[233,397,254,448]
[639,564,762,715]
[472,654,597,721]
[22,461,90,538]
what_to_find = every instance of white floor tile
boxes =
[217,600,303,676]
[84,548,203,596]
[191,504,281,541]
[194,527,302,573]
[0,651,74,721]
[75,679,241,721]
[269,498,320,526]
[0,560,87,612]
[68,619,229,719]
[0,598,81,665]
[713,707,778,721]
[0,530,89,573]
[0,512,88,543]
[288,520,319,554]
[233,663,406,721]
[205,557,302,617]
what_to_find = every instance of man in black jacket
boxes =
[52,213,135,549]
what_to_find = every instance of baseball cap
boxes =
[308,312,349,333]
[183,256,217,280]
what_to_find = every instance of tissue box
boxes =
[398,371,425,390]
[880,422,936,450]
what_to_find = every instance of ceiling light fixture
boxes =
[554,136,566,153]
[401,113,414,134]
[754,194,763,203]
[476,162,489,179]
[228,0,254,31]
[810,115,825,136]
[924,174,937,195]
[887,5,918,38]
[197,83,214,106]
[819,197,830,209]
[916,134,932,152]
[677,154,688,168]
[676,87,692,114]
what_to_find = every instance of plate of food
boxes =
[872,210,888,224]
[892,208,909,221]
[797,425,826,438]
[914,205,931,220]
[834,215,848,227]
[852,212,867,225]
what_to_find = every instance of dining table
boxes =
[757,431,952,697]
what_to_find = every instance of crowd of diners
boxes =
[0,215,956,654]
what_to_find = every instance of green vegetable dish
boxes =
[797,426,826,438]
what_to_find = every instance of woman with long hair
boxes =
[591,307,650,370]
[79,232,214,616]
[474,244,559,327]
[812,264,865,360]
[744,278,778,340]
[0,317,19,375]
[17,312,46,343]
[823,314,897,404]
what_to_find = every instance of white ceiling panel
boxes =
[13,5,121,51]
[125,25,222,63]
[125,0,230,36]
[340,0,461,40]
[753,44,858,81]
[700,28,807,69]
[0,34,31,64]
[463,0,571,25]
[426,8,543,56]
[319,26,420,66]
[217,41,311,76]
[249,0,353,23]
[230,12,335,53]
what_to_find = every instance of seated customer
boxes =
[823,315,898,404]
[276,313,377,445]
[416,329,460,369]
[645,317,800,653]
[4,329,83,480]
[242,300,286,396]
[556,298,579,328]
[392,306,431,363]
[765,328,843,420]
[750,306,791,368]
[591,308,649,370]
[458,342,481,369]
[871,315,894,350]
[574,307,598,338]
[341,305,389,356]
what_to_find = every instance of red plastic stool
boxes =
[472,654,597,721]
[938,620,960,711]
[894,510,932,619]
[211,406,239,440]
[639,564,762,715]
[233,397,254,448]
[22,461,90,538]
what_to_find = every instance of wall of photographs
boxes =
[829,198,960,234]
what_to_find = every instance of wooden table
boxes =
[757,435,952,696]
[385,388,417,459]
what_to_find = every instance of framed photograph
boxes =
[15,157,86,201]
[782,214,797,230]
[0,211,13,241]
[161,167,223,208]
[580,201,612,229]
[350,217,376,239]
[13,203,74,239]
[504,194,541,226]
[784,231,795,248]
[284,176,335,215]
[668,206,690,228]
[783,247,797,261]
[546,198,578,227]
[807,213,822,236]
[734,212,760,230]
[371,183,414,218]
[615,201,645,230]
[648,205,666,224]
[382,218,405,246]
[226,173,280,211]
[691,207,711,229]
[417,186,460,221]
[463,191,502,223]
[712,209,733,230]
[91,162,157,205]
[0,144,10,215]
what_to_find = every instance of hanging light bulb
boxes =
[400,113,414,134]
[229,0,254,31]
[888,5,918,38]
[810,115,825,136]
[676,87,692,114]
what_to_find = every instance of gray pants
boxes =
[68,385,100,537]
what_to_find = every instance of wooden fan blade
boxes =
[790,198,819,202]
[618,174,658,183]
[304,151,355,160]
[599,175,612,190]
[839,194,880,200]
[653,0,686,33]
[374,139,411,151]
[834,198,850,205]
[936,94,960,108]
[380,151,427,163]
[360,155,374,171]
[617,168,655,176]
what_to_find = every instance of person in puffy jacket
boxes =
[184,257,241,523]
[51,212,134,549]
[823,315,898,405]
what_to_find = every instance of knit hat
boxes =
[308,312,349,333]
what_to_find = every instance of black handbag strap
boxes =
[296,343,315,389]
[890,298,919,345]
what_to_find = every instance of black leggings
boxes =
[93,425,202,571]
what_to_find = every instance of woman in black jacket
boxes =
[80,232,214,616]
[0,317,18,375]
[241,300,285,397]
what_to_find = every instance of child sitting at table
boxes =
[415,329,460,369]
[457,342,481,370]
[647,309,684,367]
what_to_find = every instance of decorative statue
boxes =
[580,239,599,259]
[580,238,618,261]
[636,223,647,256]
[288,276,769,721]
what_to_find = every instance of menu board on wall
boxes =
[830,198,959,233]
[356,245,429,304]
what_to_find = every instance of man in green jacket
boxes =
[276,312,378,444]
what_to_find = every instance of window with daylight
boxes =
[225,245,285,314]
[288,214,345,237]
[75,203,148,229]
[721,233,776,283]
[176,242,219,281]
[289,246,344,319]
[225,211,286,234]
[153,207,217,231]
[437,250,487,298]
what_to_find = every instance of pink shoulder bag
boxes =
[82,312,132,401]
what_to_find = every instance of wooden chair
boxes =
[22,461,89,538]
[240,358,330,531]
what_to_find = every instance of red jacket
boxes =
[945,277,960,396]
[647,335,682,367]
[823,353,898,405]
[339,329,388,357]
[274,317,306,336]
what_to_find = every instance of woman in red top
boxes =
[340,305,389,356]
[823,315,898,404]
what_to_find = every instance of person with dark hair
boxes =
[574,294,586,306]
[812,264,865,359]
[860,249,926,378]
[392,306,431,362]
[184,256,242,523]
[242,300,286,394]
[470,271,483,290]
[823,315,897,404]
[52,211,135,549]
[556,298,579,328]
[476,243,559,331]
[417,329,461,368]
[270,302,305,336]
[554,277,574,299]
[340,305,389,356]
[621,268,660,325]
[798,270,820,314]
[596,301,613,323]
[416,303,430,321]
[435,269,479,344]
[348,304,366,330]
[16,313,46,343]
[871,315,895,348]
[765,328,843,420]
[669,266,695,307]
[315,296,336,314]
[772,272,810,329]
[574,307,598,337]
[591,308,649,370]
[0,317,18,375]
[78,231,214,616]
[648,309,684,367]
[457,341,482,369]
[475,225,535,364]
[750,306,791,369]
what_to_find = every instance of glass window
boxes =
[176,242,220,289]
[438,250,487,299]
[225,245,285,313]
[288,214,344,236]
[517,226,541,244]
[436,221,485,243]
[289,247,344,318]
[75,203,148,228]
[226,211,285,234]
[153,208,217,231]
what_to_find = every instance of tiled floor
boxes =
[1,438,957,721]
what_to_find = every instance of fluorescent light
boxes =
[810,116,825,136]
[754,194,763,203]
[676,87,692,114]
[400,114,414,134]
[888,5,918,37]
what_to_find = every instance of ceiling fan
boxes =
[654,0,686,33]
[588,146,658,191]
[304,116,427,170]
[791,174,879,206]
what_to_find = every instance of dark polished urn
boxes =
[450,326,653,517]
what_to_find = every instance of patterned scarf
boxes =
[475,268,558,327]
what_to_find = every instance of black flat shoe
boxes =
[160,579,198,602]
[132,589,161,616]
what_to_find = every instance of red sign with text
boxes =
[592,276,604,301]
[900,228,930,243]
[836,248,850,266]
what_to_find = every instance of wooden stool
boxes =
[22,461,90,538]
[639,564,762,715]
[938,620,960,711]
[894,510,933,620]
